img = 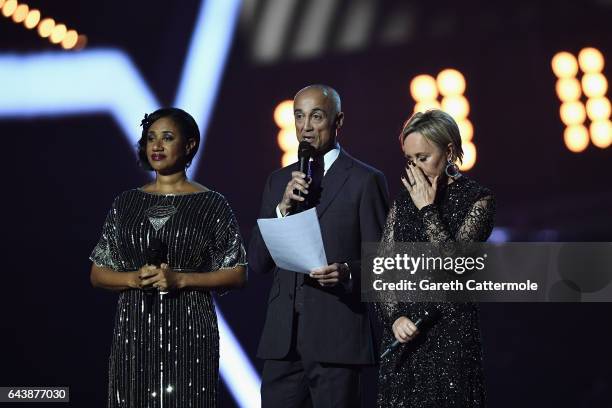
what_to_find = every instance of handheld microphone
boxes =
[380,309,439,359]
[143,238,168,293]
[294,141,314,213]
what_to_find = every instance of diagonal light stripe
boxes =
[174,0,242,176]
[0,50,158,145]
[0,1,261,406]
[218,307,261,408]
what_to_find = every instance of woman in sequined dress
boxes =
[376,110,495,407]
[89,108,247,407]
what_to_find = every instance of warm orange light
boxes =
[551,52,579,78]
[61,29,78,49]
[437,69,466,96]
[441,95,470,120]
[410,75,438,101]
[457,119,474,143]
[282,151,297,167]
[11,3,28,23]
[578,47,605,74]
[582,73,608,98]
[563,125,589,152]
[2,0,17,17]
[413,100,441,114]
[555,78,582,102]
[273,100,294,128]
[559,101,587,126]
[50,23,67,44]
[38,18,55,38]
[585,97,611,122]
[590,120,612,148]
[24,8,40,29]
[0,0,5,10]
[277,129,298,152]
[459,142,476,171]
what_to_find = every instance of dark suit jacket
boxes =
[249,149,389,365]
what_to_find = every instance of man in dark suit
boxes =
[249,84,389,407]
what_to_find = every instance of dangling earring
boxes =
[445,159,461,178]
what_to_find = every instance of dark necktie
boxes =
[307,157,324,209]
[295,157,324,313]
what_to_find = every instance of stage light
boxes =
[457,118,473,142]
[459,141,476,171]
[437,69,466,96]
[24,8,39,29]
[1,4,85,50]
[559,101,586,126]
[61,30,78,50]
[410,74,438,101]
[563,125,589,153]
[1,0,17,18]
[38,17,54,38]
[413,100,440,113]
[555,78,581,102]
[552,47,610,151]
[410,68,475,169]
[581,73,608,98]
[590,120,612,148]
[11,3,27,23]
[585,97,611,121]
[50,23,67,44]
[441,95,469,120]
[551,52,579,78]
[275,99,298,166]
[578,47,605,74]
[277,128,297,152]
[273,99,294,128]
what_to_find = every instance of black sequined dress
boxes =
[90,189,246,408]
[376,176,495,407]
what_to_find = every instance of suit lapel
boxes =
[316,150,353,219]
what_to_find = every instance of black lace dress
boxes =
[376,176,495,407]
[90,189,247,408]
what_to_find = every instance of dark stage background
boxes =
[1,0,611,406]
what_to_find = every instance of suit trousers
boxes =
[261,311,361,408]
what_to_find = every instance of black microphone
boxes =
[294,141,314,213]
[380,309,439,359]
[143,238,167,292]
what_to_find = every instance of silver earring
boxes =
[445,160,461,178]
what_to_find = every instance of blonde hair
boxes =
[399,109,464,163]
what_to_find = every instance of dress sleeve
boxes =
[212,197,247,270]
[90,199,121,271]
[419,195,496,243]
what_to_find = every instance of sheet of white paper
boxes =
[256,208,328,273]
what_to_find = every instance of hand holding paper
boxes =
[256,208,327,273]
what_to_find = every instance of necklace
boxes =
[145,195,178,231]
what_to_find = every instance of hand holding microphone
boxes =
[139,238,178,293]
[381,309,440,359]
[278,141,314,216]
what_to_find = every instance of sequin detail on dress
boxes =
[90,190,247,408]
[375,176,495,407]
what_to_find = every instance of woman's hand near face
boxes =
[401,162,438,210]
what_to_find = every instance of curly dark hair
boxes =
[137,108,200,171]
